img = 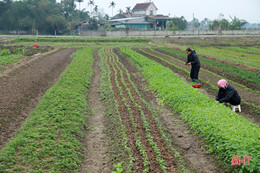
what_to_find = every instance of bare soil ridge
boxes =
[81,51,110,173]
[0,48,75,149]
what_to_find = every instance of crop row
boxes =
[121,48,260,173]
[112,49,187,172]
[137,48,260,121]
[14,37,151,43]
[99,48,134,172]
[106,48,181,172]
[150,48,260,95]
[178,46,260,69]
[221,47,260,55]
[112,48,173,172]
[0,46,52,67]
[159,47,260,85]
[0,48,94,172]
[106,48,151,172]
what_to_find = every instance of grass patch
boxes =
[222,47,260,55]
[0,54,24,66]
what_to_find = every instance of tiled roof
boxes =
[132,3,152,11]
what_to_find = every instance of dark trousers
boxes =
[190,66,200,79]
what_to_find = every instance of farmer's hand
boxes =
[187,62,191,65]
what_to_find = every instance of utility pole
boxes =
[192,13,194,30]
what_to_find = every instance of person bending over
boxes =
[185,48,201,84]
[215,79,241,107]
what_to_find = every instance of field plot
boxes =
[0,45,53,74]
[0,37,259,172]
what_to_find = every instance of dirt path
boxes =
[0,48,75,149]
[135,48,260,125]
[115,49,226,173]
[81,51,110,173]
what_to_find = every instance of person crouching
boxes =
[215,79,241,107]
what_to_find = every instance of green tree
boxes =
[209,20,220,30]
[66,10,90,31]
[126,6,131,14]
[88,18,98,30]
[60,0,76,19]
[1,1,27,31]
[219,19,230,30]
[229,16,247,30]
[167,16,187,31]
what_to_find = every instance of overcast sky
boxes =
[73,0,260,23]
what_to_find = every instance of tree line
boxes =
[167,15,248,31]
[0,0,112,34]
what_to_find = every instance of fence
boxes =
[1,29,260,37]
[79,29,260,37]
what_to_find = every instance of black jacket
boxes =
[186,50,201,66]
[215,85,241,105]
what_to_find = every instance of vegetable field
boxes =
[0,36,259,172]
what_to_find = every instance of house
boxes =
[108,2,172,31]
[132,2,158,17]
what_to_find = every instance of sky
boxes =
[72,0,260,23]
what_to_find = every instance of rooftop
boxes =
[132,2,158,11]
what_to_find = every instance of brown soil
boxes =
[173,47,260,73]
[107,48,179,172]
[111,48,178,172]
[155,48,260,91]
[114,48,226,173]
[0,48,60,86]
[105,49,145,172]
[135,48,260,125]
[0,48,75,149]
[81,51,110,173]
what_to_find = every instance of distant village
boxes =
[79,2,172,31]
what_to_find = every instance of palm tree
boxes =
[88,0,95,16]
[76,0,84,11]
[126,6,131,15]
[109,1,116,18]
